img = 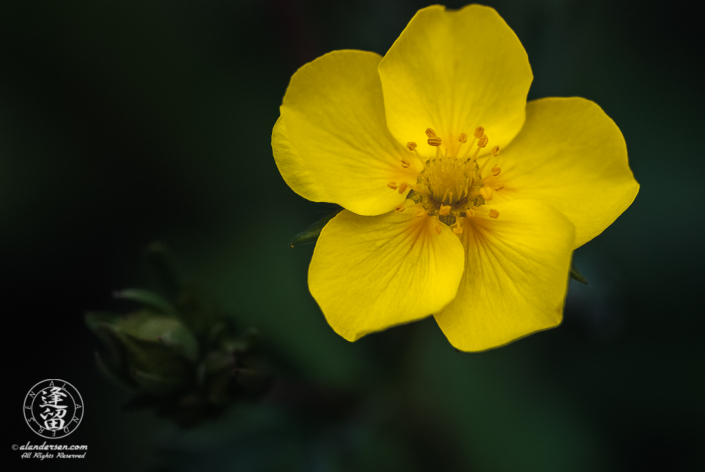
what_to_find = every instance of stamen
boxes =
[397,182,408,194]
[407,141,418,152]
[387,181,397,190]
[470,134,489,163]
[439,205,451,216]
[491,165,501,176]
[428,136,442,147]
[495,185,504,191]
[491,146,501,157]
[453,217,463,234]
[401,159,411,168]
[395,203,406,212]
[489,209,499,219]
[474,126,485,138]
[478,147,494,176]
[458,133,468,143]
[465,208,476,217]
[425,128,437,138]
[441,188,450,203]
[480,187,493,201]
[414,208,427,218]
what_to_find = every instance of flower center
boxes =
[387,126,504,235]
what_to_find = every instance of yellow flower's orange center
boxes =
[388,126,504,235]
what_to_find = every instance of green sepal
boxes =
[114,288,178,315]
[97,314,190,383]
[119,311,199,362]
[85,311,122,348]
[289,208,342,247]
[570,264,589,285]
[88,317,128,369]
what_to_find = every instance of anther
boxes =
[477,135,489,148]
[474,126,485,138]
[401,159,411,168]
[491,146,500,157]
[425,128,437,138]
[397,182,408,194]
[434,220,443,235]
[495,185,504,191]
[489,209,499,219]
[480,187,493,201]
[414,208,427,218]
[439,205,451,216]
[453,226,463,234]
[428,136,442,147]
[407,141,417,152]
[387,181,397,190]
[465,208,476,217]
[458,133,468,143]
[491,165,501,176]
[395,203,406,212]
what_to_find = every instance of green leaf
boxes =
[289,208,342,247]
[114,288,177,315]
[570,264,589,285]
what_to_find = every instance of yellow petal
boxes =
[378,5,532,159]
[309,209,465,342]
[489,97,639,247]
[275,50,419,216]
[434,200,575,352]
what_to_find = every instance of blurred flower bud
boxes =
[86,243,270,427]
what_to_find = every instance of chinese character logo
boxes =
[24,379,84,439]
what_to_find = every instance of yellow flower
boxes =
[272,5,639,351]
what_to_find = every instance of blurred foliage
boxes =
[86,244,269,427]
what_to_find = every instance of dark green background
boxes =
[2,0,703,471]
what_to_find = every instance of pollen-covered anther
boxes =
[395,203,406,212]
[397,182,408,194]
[480,187,493,201]
[452,218,463,234]
[406,141,417,152]
[489,209,499,219]
[439,205,451,216]
[465,208,476,217]
[387,181,398,190]
[495,185,504,191]
[477,135,489,148]
[491,165,501,177]
[400,158,411,168]
[425,128,437,138]
[433,218,443,235]
[474,126,485,139]
[414,208,427,218]
[428,136,442,147]
[458,133,468,143]
[491,146,501,157]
